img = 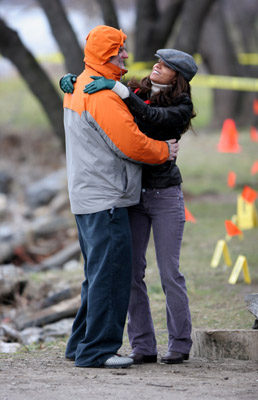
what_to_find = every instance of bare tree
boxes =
[0,19,65,147]
[37,0,84,75]
[224,0,258,126]
[134,0,184,61]
[227,0,258,53]
[95,0,119,28]
[1,0,256,135]
[174,0,217,53]
[199,0,254,127]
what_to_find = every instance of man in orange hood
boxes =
[63,25,177,368]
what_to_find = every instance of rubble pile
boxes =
[0,134,83,352]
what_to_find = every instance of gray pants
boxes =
[127,186,192,355]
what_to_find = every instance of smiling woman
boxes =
[150,59,177,85]
[120,50,198,365]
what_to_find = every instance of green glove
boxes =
[84,76,115,94]
[59,73,77,94]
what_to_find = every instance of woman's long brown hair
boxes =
[127,74,196,132]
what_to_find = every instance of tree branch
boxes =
[134,0,183,61]
[174,0,218,53]
[95,0,119,28]
[0,19,65,147]
[156,0,184,48]
[37,0,84,74]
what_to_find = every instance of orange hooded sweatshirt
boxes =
[63,25,169,214]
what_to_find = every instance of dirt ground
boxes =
[0,122,258,400]
[1,342,257,400]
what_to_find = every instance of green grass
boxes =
[1,74,258,346]
[0,77,51,131]
[0,74,65,133]
[178,131,258,195]
[192,86,213,128]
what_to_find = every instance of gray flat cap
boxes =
[155,49,198,82]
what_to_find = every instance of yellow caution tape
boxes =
[125,52,258,90]
[191,74,258,91]
[2,49,257,91]
[194,53,258,66]
[37,53,65,63]
[127,60,154,70]
[125,69,152,80]
[124,70,258,91]
[127,52,258,67]
[238,53,258,65]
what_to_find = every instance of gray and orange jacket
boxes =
[63,26,169,214]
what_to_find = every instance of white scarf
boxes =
[151,80,169,95]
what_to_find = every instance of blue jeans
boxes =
[127,186,192,355]
[65,208,132,367]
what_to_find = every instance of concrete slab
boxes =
[191,329,258,361]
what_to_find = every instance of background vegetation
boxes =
[1,0,258,143]
[0,0,257,345]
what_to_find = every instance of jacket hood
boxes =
[84,25,127,66]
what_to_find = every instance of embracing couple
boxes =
[60,25,197,369]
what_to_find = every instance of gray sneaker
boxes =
[103,355,133,368]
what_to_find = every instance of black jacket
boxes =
[124,90,193,188]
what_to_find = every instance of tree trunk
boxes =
[174,0,217,53]
[38,0,84,75]
[96,0,119,29]
[0,19,65,147]
[227,0,258,53]
[224,0,258,126]
[134,0,183,61]
[199,1,242,127]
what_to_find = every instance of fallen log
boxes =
[0,236,27,264]
[0,324,24,343]
[0,213,75,265]
[0,264,27,304]
[32,240,81,271]
[39,284,81,308]
[14,294,81,330]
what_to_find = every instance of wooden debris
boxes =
[0,324,24,343]
[0,264,27,304]
[33,241,81,271]
[14,294,81,330]
[39,284,81,308]
[0,166,81,350]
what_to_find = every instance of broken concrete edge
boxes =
[191,329,258,361]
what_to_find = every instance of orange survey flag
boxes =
[227,171,236,188]
[253,99,258,115]
[225,220,242,237]
[242,186,258,203]
[185,206,196,223]
[217,119,241,153]
[251,161,258,175]
[250,126,258,142]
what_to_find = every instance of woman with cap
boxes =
[60,48,197,365]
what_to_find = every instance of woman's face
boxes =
[150,60,177,85]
